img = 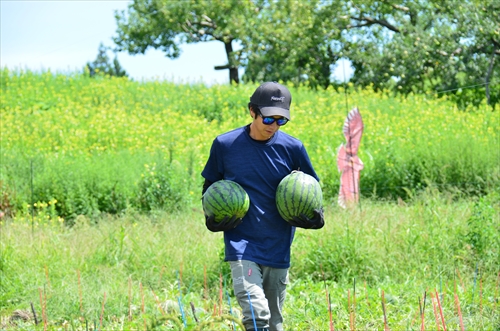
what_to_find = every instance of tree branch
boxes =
[348,15,400,33]
[390,3,410,12]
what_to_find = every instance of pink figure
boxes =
[337,108,364,208]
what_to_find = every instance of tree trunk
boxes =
[214,40,239,84]
[224,40,239,84]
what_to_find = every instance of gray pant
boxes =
[229,260,289,331]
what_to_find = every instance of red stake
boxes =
[454,293,465,331]
[99,292,106,330]
[38,287,47,331]
[430,292,441,331]
[381,290,390,331]
[140,282,145,313]
[151,288,166,316]
[435,288,447,331]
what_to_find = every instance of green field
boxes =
[1,70,499,330]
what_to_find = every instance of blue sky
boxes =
[1,1,352,85]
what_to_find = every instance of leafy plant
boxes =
[465,192,500,260]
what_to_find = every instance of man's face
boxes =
[249,109,283,141]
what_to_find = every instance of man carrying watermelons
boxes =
[201,82,324,331]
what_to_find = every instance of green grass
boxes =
[1,192,498,330]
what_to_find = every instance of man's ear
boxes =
[249,107,257,119]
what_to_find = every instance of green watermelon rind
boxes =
[202,180,250,222]
[276,171,323,222]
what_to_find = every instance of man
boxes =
[201,82,324,331]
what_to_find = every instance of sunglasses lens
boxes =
[262,117,275,125]
[276,118,288,126]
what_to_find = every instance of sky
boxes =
[1,0,352,85]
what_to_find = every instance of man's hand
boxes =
[288,208,324,229]
[205,214,242,232]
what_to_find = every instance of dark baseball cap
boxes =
[250,82,292,120]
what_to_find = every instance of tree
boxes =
[328,0,499,109]
[113,0,254,84]
[86,43,128,78]
[241,0,339,89]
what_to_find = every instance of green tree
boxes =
[329,0,499,109]
[86,43,128,78]
[241,0,339,89]
[113,0,254,84]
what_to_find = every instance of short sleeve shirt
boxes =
[201,126,319,268]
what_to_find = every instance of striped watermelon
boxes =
[202,180,250,222]
[276,170,323,221]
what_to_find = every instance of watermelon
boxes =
[276,170,323,221]
[202,180,250,222]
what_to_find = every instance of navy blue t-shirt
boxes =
[201,125,319,268]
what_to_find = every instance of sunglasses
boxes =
[259,114,289,126]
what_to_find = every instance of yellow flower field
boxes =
[1,69,498,218]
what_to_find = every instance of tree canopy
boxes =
[332,0,499,109]
[113,0,499,109]
[114,0,253,84]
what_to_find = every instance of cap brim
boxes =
[260,107,290,120]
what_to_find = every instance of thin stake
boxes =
[99,292,106,330]
[226,290,236,331]
[430,293,441,331]
[342,58,349,112]
[150,287,166,316]
[454,293,465,331]
[320,264,334,331]
[381,290,390,331]
[190,302,199,323]
[328,293,334,331]
[348,289,353,331]
[43,286,48,330]
[77,269,83,314]
[353,278,356,331]
[30,302,38,325]
[247,292,258,331]
[420,291,426,331]
[177,270,187,327]
[435,288,447,331]
[140,282,145,313]
[38,288,47,331]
